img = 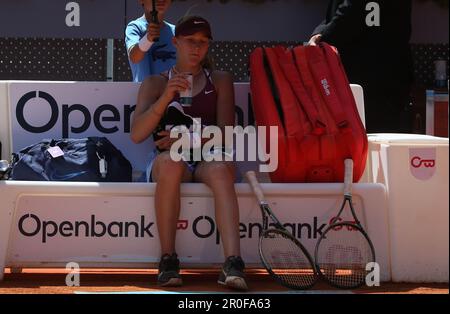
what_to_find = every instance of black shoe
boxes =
[218,256,248,291]
[158,253,182,287]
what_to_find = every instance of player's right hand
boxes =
[162,74,190,100]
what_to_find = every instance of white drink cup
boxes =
[180,73,193,106]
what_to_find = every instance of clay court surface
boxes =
[0,268,447,294]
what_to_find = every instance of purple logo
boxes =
[409,148,437,181]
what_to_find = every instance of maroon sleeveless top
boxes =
[166,68,218,126]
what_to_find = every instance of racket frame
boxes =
[246,171,318,290]
[314,159,376,289]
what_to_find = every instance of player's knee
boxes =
[155,153,187,179]
[204,162,236,184]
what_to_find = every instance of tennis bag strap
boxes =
[274,47,326,136]
[250,47,287,181]
[283,45,344,181]
[301,43,368,181]
[252,45,335,182]
[320,43,368,180]
[251,46,314,182]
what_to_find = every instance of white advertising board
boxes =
[7,81,254,175]
[0,181,390,282]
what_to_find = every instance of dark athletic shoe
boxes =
[218,256,248,291]
[158,253,183,287]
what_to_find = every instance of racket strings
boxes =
[316,226,373,288]
[261,231,316,289]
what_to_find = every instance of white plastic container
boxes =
[367,133,449,283]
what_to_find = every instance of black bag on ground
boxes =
[10,137,132,182]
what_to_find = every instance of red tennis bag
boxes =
[249,43,368,183]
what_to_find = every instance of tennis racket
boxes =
[246,171,318,290]
[314,159,376,289]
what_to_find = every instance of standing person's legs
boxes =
[364,87,412,133]
[395,89,413,134]
[365,96,391,133]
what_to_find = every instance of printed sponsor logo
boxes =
[409,148,437,181]
[16,91,136,138]
[177,220,189,230]
[17,214,327,245]
[15,91,255,138]
[18,214,154,243]
[192,215,328,245]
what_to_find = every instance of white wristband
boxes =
[138,34,154,52]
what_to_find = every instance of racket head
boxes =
[259,228,318,290]
[315,222,376,289]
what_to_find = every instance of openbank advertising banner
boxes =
[8,191,367,265]
[8,82,254,173]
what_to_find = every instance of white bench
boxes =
[0,81,390,283]
[0,180,390,282]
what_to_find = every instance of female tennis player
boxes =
[131,15,248,291]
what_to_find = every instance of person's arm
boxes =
[311,18,327,39]
[125,22,161,65]
[131,74,189,144]
[310,0,367,46]
[130,76,166,143]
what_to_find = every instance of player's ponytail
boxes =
[202,54,215,71]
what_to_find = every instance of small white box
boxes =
[368,133,449,283]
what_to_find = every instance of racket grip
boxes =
[245,171,266,204]
[151,11,160,42]
[344,159,354,197]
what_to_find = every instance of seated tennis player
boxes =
[131,15,248,291]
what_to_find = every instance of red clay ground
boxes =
[0,268,447,294]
